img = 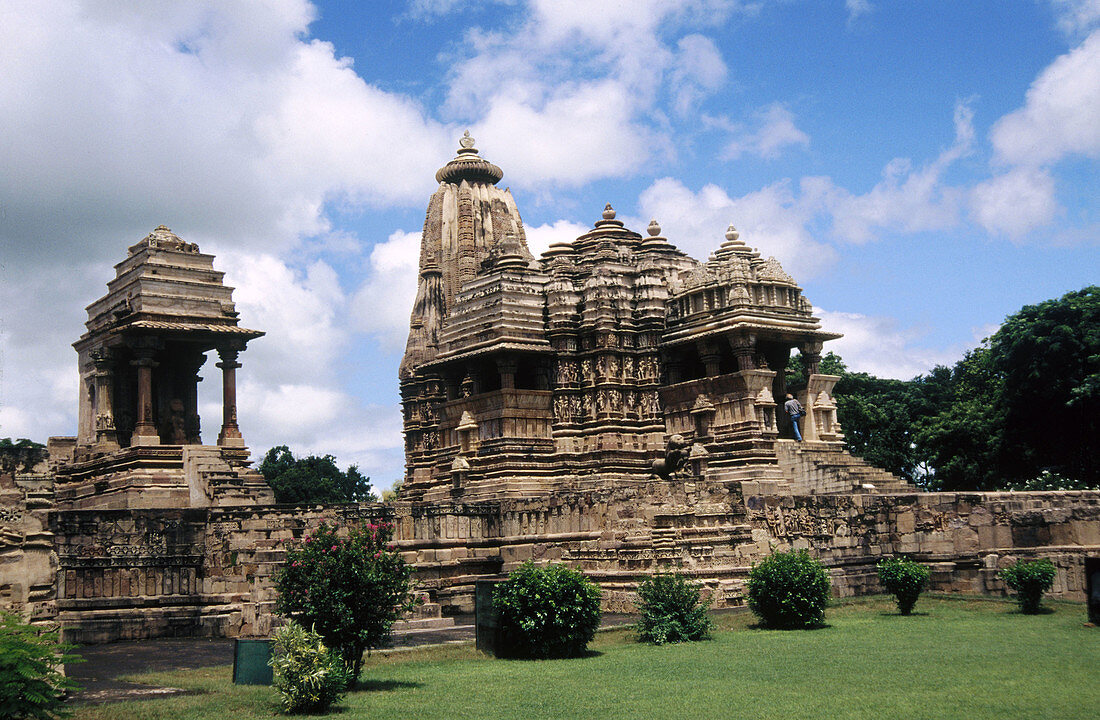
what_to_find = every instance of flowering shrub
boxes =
[492,562,602,659]
[634,573,714,645]
[999,558,1058,614]
[747,549,831,629]
[877,557,931,615]
[270,621,349,714]
[274,521,417,683]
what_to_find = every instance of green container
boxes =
[232,638,274,685]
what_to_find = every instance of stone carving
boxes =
[652,434,689,479]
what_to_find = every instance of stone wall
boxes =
[3,483,1097,642]
[0,476,57,624]
[740,489,1100,601]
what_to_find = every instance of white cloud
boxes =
[805,100,974,242]
[989,29,1100,167]
[845,0,873,24]
[969,166,1060,238]
[0,0,451,272]
[473,82,657,187]
[524,220,591,257]
[637,177,837,280]
[440,0,747,186]
[816,308,964,380]
[715,103,810,160]
[350,230,422,350]
[671,34,729,115]
[1047,0,1100,35]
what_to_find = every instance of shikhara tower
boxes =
[399,135,899,501]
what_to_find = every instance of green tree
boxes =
[260,446,376,505]
[274,522,416,684]
[916,347,1004,490]
[0,438,48,477]
[988,286,1100,485]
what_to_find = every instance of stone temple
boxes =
[1,136,1097,642]
[51,226,273,511]
[400,132,900,501]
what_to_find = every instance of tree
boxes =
[274,522,416,684]
[916,347,1004,490]
[260,446,376,505]
[988,286,1100,485]
[0,438,48,477]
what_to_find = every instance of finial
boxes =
[155,225,171,232]
[647,219,662,237]
[459,130,476,150]
[725,224,739,242]
[602,203,616,220]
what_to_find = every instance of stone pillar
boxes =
[90,349,119,450]
[216,347,244,447]
[130,351,160,446]
[729,333,757,371]
[183,353,204,445]
[800,341,823,377]
[497,358,517,390]
[697,340,721,377]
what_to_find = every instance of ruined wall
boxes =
[0,476,57,623]
[4,485,1097,642]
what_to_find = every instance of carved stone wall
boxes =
[0,477,57,623]
[18,485,1097,642]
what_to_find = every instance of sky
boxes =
[1,0,1098,493]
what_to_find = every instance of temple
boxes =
[52,225,272,509]
[399,134,904,501]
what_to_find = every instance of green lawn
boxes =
[71,596,1100,720]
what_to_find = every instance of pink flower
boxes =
[331,545,338,551]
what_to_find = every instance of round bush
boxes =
[271,620,349,714]
[999,558,1057,614]
[635,573,714,644]
[877,557,930,615]
[747,549,831,629]
[492,561,602,658]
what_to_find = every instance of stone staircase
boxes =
[183,446,274,506]
[773,440,915,494]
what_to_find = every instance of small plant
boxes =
[270,621,349,714]
[634,573,714,644]
[275,521,417,684]
[999,558,1058,614]
[877,557,931,615]
[492,561,602,659]
[0,611,81,720]
[747,549,831,629]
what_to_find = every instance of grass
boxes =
[70,595,1099,720]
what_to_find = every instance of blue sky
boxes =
[1,1,1098,491]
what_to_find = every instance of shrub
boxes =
[492,561,602,659]
[634,573,714,645]
[270,621,349,714]
[0,612,80,720]
[877,557,931,615]
[747,549,831,629]
[999,558,1057,614]
[275,521,417,683]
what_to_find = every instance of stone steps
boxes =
[773,441,915,494]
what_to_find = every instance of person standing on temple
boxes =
[784,393,804,442]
